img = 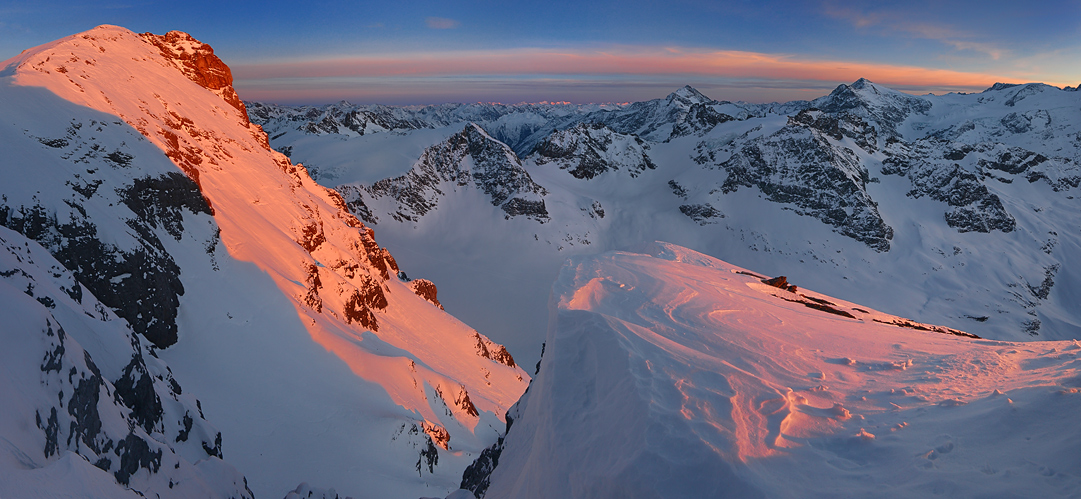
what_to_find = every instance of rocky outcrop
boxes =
[408,279,444,310]
[717,118,894,251]
[0,122,210,348]
[762,275,797,292]
[0,226,252,498]
[141,30,247,117]
[473,332,517,368]
[343,123,550,223]
[532,122,657,179]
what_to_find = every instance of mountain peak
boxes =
[139,29,247,116]
[3,25,247,120]
[667,85,712,105]
[850,77,873,89]
[465,121,496,141]
[984,82,1022,92]
[1,24,529,497]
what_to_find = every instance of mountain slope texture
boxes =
[0,25,527,498]
[256,78,1081,371]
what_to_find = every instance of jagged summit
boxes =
[140,29,247,116]
[984,82,1022,92]
[1,25,527,498]
[339,122,550,224]
[810,77,931,130]
[666,85,713,106]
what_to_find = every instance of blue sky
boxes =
[2,0,1078,104]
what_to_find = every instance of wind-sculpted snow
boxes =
[475,242,1081,498]
[0,227,252,498]
[1,25,527,498]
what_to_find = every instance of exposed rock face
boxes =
[5,26,532,497]
[533,122,657,179]
[0,118,212,348]
[408,278,444,310]
[140,30,247,117]
[0,226,252,498]
[678,203,723,225]
[716,111,894,252]
[762,275,797,292]
[885,153,1017,233]
[473,332,517,368]
[668,102,736,140]
[341,123,549,223]
[811,78,931,136]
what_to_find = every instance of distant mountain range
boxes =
[253,76,1081,362]
[2,24,1080,499]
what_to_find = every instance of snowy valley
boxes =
[0,24,1079,499]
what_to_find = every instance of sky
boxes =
[1,0,1079,105]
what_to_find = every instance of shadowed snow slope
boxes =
[0,226,252,499]
[481,242,1081,498]
[0,25,526,498]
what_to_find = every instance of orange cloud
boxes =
[232,46,1040,91]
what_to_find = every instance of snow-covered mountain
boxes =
[4,22,1080,499]
[0,25,527,498]
[469,242,1081,498]
[0,226,252,499]
[258,78,1081,372]
[248,85,772,161]
[339,123,550,225]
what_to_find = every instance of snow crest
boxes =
[479,242,1081,498]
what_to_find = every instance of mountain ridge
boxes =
[1,24,527,499]
[258,76,1081,373]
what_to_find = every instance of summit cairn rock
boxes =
[762,275,798,293]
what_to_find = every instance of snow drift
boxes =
[474,242,1081,498]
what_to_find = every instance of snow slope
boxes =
[1,25,527,498]
[477,242,1081,498]
[0,226,253,499]
[260,80,1081,371]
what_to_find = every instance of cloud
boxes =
[232,45,1033,91]
[823,3,1005,60]
[425,17,459,29]
[231,75,843,106]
